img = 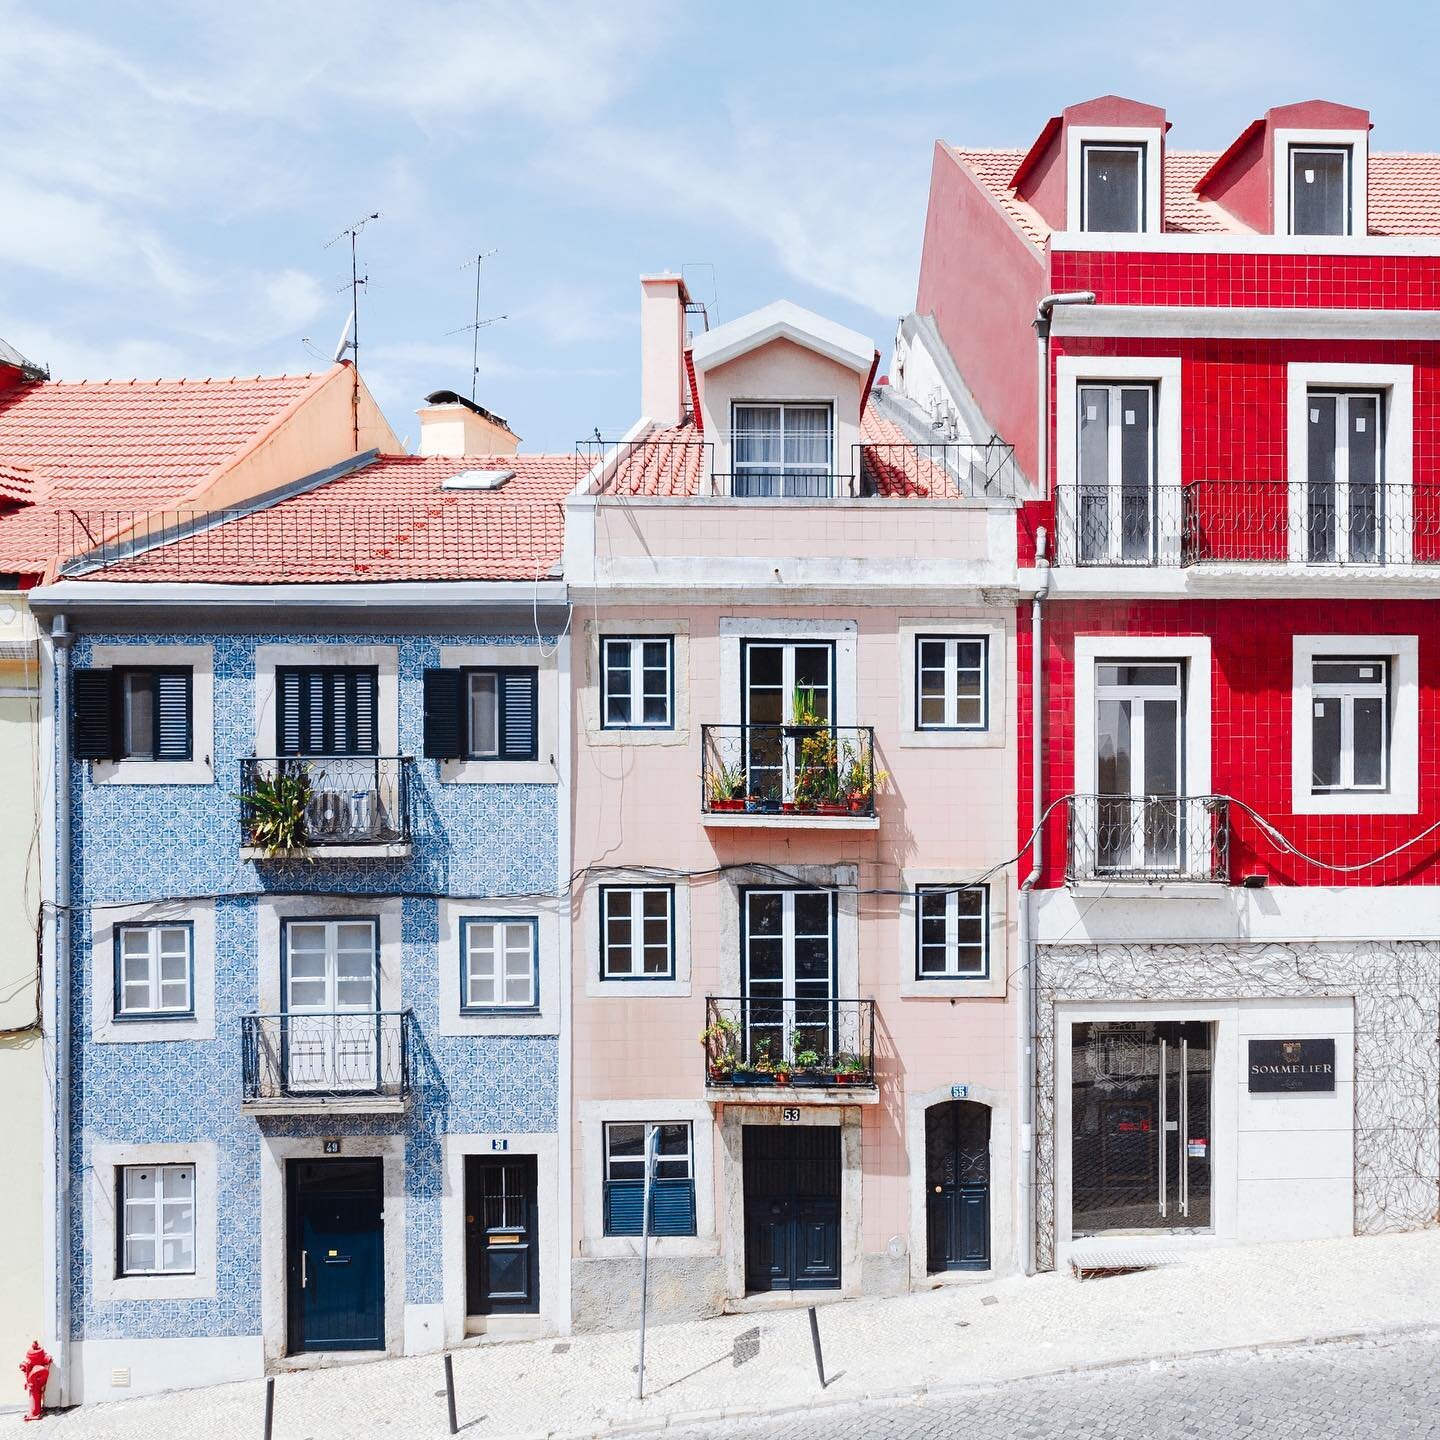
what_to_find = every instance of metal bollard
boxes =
[444,1352,458,1435]
[808,1306,826,1389]
[263,1376,275,1440]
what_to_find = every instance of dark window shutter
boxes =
[422,669,464,759]
[603,1180,643,1237]
[155,671,192,761]
[499,669,539,761]
[352,668,378,755]
[649,1179,697,1237]
[73,669,117,760]
[277,670,302,756]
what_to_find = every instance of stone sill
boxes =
[704,1085,879,1106]
[701,814,879,831]
[240,843,413,861]
[240,1096,408,1116]
[1067,881,1231,900]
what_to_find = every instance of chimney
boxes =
[416,390,520,457]
[639,273,690,428]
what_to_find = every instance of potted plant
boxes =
[794,716,839,814]
[833,1053,869,1085]
[842,737,888,815]
[792,1048,837,1086]
[733,1038,774,1085]
[240,765,316,859]
[784,686,826,739]
[707,761,747,813]
[699,1016,740,1081]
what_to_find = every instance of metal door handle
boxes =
[301,1251,308,1289]
[1158,1038,1168,1219]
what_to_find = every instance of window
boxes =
[461,918,538,1011]
[602,1122,696,1237]
[422,667,538,761]
[1094,661,1184,873]
[732,403,834,497]
[601,638,673,729]
[72,667,192,761]
[118,1164,194,1276]
[916,886,988,978]
[915,636,988,730]
[1290,145,1351,236]
[600,887,674,979]
[115,924,193,1018]
[1305,390,1385,563]
[1075,383,1157,564]
[277,667,377,756]
[1081,143,1144,233]
[1311,657,1388,793]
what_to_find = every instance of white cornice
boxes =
[1051,304,1440,341]
[1050,231,1440,256]
[690,300,873,374]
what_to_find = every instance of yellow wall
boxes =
[0,596,44,1373]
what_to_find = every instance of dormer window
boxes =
[1081,142,1145,233]
[731,403,833,498]
[1289,145,1351,236]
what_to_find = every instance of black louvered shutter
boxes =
[351,668,378,755]
[499,669,539,761]
[277,670,303,756]
[73,668,117,760]
[422,669,464,759]
[155,671,193,761]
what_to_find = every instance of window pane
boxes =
[468,672,499,756]
[1084,146,1141,233]
[162,1235,194,1273]
[120,672,155,758]
[604,641,632,725]
[1312,697,1343,789]
[734,406,781,466]
[125,1168,156,1202]
[783,406,832,468]
[1292,148,1348,236]
[125,1236,156,1273]
[1352,697,1386,788]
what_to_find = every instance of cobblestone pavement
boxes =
[686,1329,1440,1440]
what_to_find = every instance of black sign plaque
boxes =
[1247,1038,1336,1093]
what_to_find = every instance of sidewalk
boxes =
[11,1230,1440,1439]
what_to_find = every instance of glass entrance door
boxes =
[1071,1020,1212,1234]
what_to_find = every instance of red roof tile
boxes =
[945,145,1440,245]
[0,462,37,503]
[77,453,575,584]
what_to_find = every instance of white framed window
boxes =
[1302,389,1385,564]
[115,923,193,1019]
[915,885,988,978]
[118,1164,195,1276]
[915,636,987,730]
[731,403,834,497]
[466,670,499,756]
[600,887,675,979]
[602,1121,696,1237]
[1081,142,1144,233]
[602,637,673,729]
[1289,144,1351,237]
[461,917,538,1011]
[1311,657,1388,793]
[1292,636,1416,816]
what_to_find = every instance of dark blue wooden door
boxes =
[287,1159,385,1353]
[742,1126,841,1292]
[465,1156,539,1315]
[925,1101,991,1272]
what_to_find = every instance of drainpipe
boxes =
[49,614,73,1399]
[1018,291,1093,1278]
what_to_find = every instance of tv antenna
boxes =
[324,212,381,371]
[446,249,507,402]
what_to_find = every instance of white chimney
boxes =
[639,273,690,428]
[416,390,520,457]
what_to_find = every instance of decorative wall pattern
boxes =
[68,630,560,1341]
[1033,940,1440,1271]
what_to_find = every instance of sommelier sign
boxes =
[1248,1038,1336,1093]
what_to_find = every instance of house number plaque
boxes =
[781,1108,801,1123]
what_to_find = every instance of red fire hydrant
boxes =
[19,1342,52,1422]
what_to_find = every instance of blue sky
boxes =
[3,1,1438,452]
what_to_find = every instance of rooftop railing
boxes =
[856,440,1020,498]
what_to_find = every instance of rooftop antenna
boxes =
[447,250,507,403]
[325,212,381,374]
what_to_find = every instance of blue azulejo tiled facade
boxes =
[63,624,567,1398]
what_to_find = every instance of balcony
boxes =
[1056,481,1440,569]
[239,756,413,859]
[240,1010,413,1114]
[700,725,880,828]
[1066,794,1231,887]
[702,996,877,1103]
[856,440,1020,499]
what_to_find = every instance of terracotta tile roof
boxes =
[945,145,1440,245]
[0,462,37,503]
[593,422,711,496]
[75,453,574,583]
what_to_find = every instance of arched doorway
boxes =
[925,1100,990,1272]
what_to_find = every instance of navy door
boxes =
[925,1101,991,1272]
[465,1156,539,1315]
[287,1159,385,1353]
[743,1126,841,1292]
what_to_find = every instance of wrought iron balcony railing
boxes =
[1067,794,1231,884]
[711,471,856,498]
[702,996,876,1089]
[239,756,412,852]
[241,1010,413,1106]
[1055,481,1440,568]
[855,440,1020,498]
[700,724,877,818]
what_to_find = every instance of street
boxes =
[687,1328,1440,1440]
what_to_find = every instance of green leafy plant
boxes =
[794,1048,822,1070]
[707,760,747,804]
[791,687,823,727]
[834,1051,868,1077]
[241,766,316,859]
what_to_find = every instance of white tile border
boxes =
[581,618,690,747]
[89,1141,217,1307]
[895,618,1008,749]
[1290,634,1418,815]
[436,643,559,784]
[582,871,693,998]
[897,867,1008,1000]
[89,643,214,785]
[89,898,215,1043]
[437,897,561,1036]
